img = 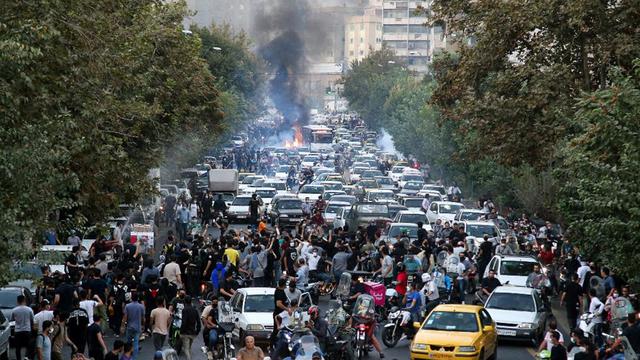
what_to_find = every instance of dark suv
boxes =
[270,198,304,228]
[345,202,391,235]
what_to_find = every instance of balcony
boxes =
[383,33,409,41]
[383,17,408,25]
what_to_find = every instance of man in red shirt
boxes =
[395,262,408,297]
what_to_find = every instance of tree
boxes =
[557,62,640,279]
[0,0,225,283]
[430,0,640,169]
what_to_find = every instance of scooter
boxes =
[577,313,597,341]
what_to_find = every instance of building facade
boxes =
[344,6,383,65]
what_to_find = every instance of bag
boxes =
[113,284,128,305]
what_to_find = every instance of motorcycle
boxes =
[324,300,353,360]
[578,313,597,341]
[382,307,413,348]
[216,301,236,360]
[351,294,376,360]
[334,272,352,312]
[284,334,325,360]
[272,309,312,360]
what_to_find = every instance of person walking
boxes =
[122,293,145,360]
[67,298,89,355]
[87,315,107,360]
[36,320,53,360]
[560,273,583,331]
[179,296,201,360]
[51,311,77,360]
[150,297,171,351]
[11,294,35,360]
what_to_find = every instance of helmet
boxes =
[421,273,431,283]
[308,305,319,318]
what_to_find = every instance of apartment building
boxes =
[382,0,447,73]
[345,6,383,65]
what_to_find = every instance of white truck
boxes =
[208,169,239,195]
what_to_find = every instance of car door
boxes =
[479,309,497,358]
[230,292,243,338]
[533,292,547,331]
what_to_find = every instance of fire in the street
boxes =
[284,125,304,148]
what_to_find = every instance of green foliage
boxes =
[430,0,640,169]
[0,0,226,284]
[557,62,640,279]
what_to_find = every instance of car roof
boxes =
[253,187,276,191]
[494,255,540,263]
[389,222,418,228]
[432,304,483,313]
[491,286,536,295]
[235,194,254,198]
[460,209,487,213]
[238,287,276,295]
[433,201,464,205]
[397,210,427,215]
[326,201,350,207]
[463,220,497,226]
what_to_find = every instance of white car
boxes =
[263,180,288,195]
[416,190,444,202]
[484,255,542,287]
[375,176,396,191]
[297,184,325,201]
[397,174,423,189]
[349,166,369,184]
[426,201,465,224]
[398,197,424,212]
[319,181,343,191]
[389,166,406,183]
[392,210,430,229]
[324,201,351,225]
[238,175,265,192]
[228,194,259,223]
[485,286,549,342]
[461,220,501,254]
[332,207,349,229]
[253,187,277,209]
[274,165,292,180]
[377,222,419,246]
[301,155,321,168]
[455,209,488,222]
[365,189,396,203]
[422,184,447,198]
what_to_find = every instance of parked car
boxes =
[485,286,548,343]
[0,310,9,360]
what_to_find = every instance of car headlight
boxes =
[518,323,534,329]
[458,346,476,352]
[412,343,427,350]
[246,324,265,331]
[279,214,289,217]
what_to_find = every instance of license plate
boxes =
[497,329,517,336]
[236,215,246,218]
[358,331,365,340]
[428,353,453,359]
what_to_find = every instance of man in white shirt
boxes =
[34,300,54,333]
[163,255,183,288]
[79,290,103,325]
[307,248,321,272]
[421,273,440,315]
[577,261,591,287]
[588,288,605,346]
[421,194,431,213]
[112,222,124,249]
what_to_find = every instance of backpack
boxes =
[113,283,128,305]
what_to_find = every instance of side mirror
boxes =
[483,325,494,332]
[413,322,421,330]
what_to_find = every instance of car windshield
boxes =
[12,263,43,280]
[388,226,418,238]
[496,218,510,230]
[325,205,345,214]
[244,295,273,312]
[301,186,324,194]
[255,190,276,198]
[362,170,382,178]
[277,165,291,172]
[242,177,258,184]
[439,204,463,214]
[402,175,423,182]
[423,311,479,332]
[486,293,535,312]
[465,224,497,237]
[303,156,319,162]
[0,290,21,309]
[376,178,393,185]
[399,214,426,224]
[357,204,388,215]
[391,167,404,173]
[232,197,252,206]
[331,196,356,204]
[404,199,423,208]
[323,183,343,190]
[460,211,484,221]
[500,261,537,276]
[358,180,378,188]
[352,167,367,174]
[278,200,302,210]
[213,193,235,202]
[371,192,394,200]
[404,182,423,190]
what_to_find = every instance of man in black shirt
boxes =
[53,275,78,314]
[477,237,494,282]
[607,312,640,356]
[481,270,501,297]
[87,315,107,360]
[560,273,583,331]
[219,272,238,301]
[67,299,89,354]
[271,279,288,345]
[249,194,262,226]
[550,330,567,360]
[283,239,298,275]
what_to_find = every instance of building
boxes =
[344,6,383,65]
[381,0,448,73]
[183,0,254,31]
[298,63,345,110]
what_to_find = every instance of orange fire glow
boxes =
[284,125,304,148]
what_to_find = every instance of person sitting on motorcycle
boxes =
[306,306,328,352]
[403,281,422,338]
[421,273,440,316]
[272,299,301,359]
[604,312,640,358]
[348,302,385,359]
[395,262,408,298]
[480,270,501,299]
[348,276,366,304]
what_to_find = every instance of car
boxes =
[416,190,444,202]
[374,176,396,191]
[0,310,9,360]
[0,286,33,349]
[364,189,396,203]
[484,286,548,343]
[314,172,342,183]
[227,194,256,223]
[262,180,288,195]
[462,221,501,253]
[354,179,379,191]
[324,201,351,225]
[238,175,265,192]
[377,223,419,246]
[345,202,391,234]
[297,184,325,201]
[426,201,465,224]
[398,197,424,211]
[387,203,409,219]
[329,195,357,205]
[392,210,430,228]
[410,304,498,360]
[319,181,343,191]
[398,174,424,189]
[223,288,313,346]
[483,255,542,287]
[231,135,245,147]
[422,184,447,198]
[274,165,292,180]
[361,169,383,180]
[301,155,321,168]
[389,165,406,183]
[400,181,424,196]
[252,187,277,207]
[455,209,488,222]
[349,166,369,184]
[212,192,236,208]
[495,216,516,239]
[332,207,350,229]
[270,197,304,227]
[322,190,347,201]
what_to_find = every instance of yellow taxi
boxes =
[410,304,498,360]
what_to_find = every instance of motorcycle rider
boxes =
[306,306,328,352]
[349,300,385,359]
[420,273,440,316]
[604,312,640,358]
[403,282,422,338]
[273,298,302,359]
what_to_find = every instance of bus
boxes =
[302,125,334,152]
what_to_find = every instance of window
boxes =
[409,25,429,34]
[350,38,353,44]
[360,23,364,30]
[349,51,354,56]
[360,37,364,43]
[359,50,364,55]
[489,258,499,272]
[429,203,437,211]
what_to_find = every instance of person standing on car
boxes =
[421,193,431,213]
[12,294,35,360]
[180,296,201,360]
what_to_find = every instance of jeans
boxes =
[180,334,196,360]
[208,329,219,349]
[458,278,468,297]
[14,331,31,360]
[152,332,166,351]
[125,328,141,360]
[593,322,604,347]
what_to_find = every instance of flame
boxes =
[284,125,304,148]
